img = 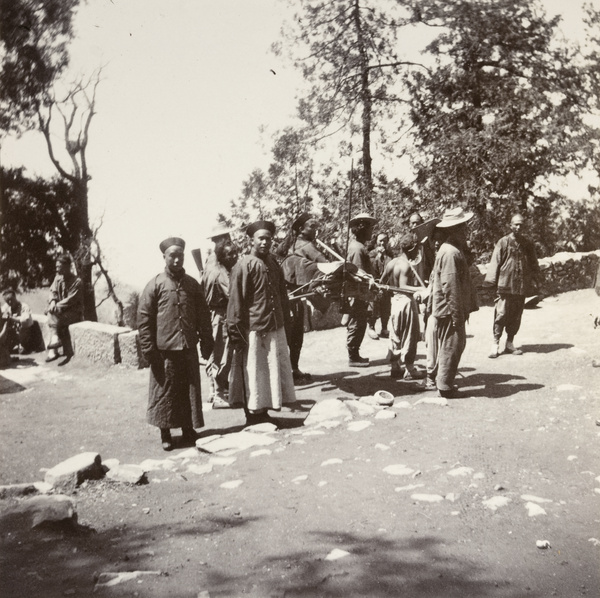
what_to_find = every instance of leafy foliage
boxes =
[0,0,80,135]
[0,167,77,289]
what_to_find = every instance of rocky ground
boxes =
[0,288,599,598]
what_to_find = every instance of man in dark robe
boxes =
[138,237,214,450]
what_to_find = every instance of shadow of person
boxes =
[459,371,544,399]
[0,373,27,394]
[519,343,573,354]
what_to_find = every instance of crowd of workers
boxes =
[2,207,588,452]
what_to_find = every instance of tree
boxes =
[0,167,77,289]
[275,0,419,212]
[0,0,80,135]
[404,0,593,257]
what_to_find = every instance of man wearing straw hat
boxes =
[430,208,478,398]
[227,220,296,426]
[345,212,377,367]
[138,237,214,450]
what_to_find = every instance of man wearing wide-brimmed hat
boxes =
[138,237,214,450]
[345,212,377,367]
[227,220,296,426]
[429,207,478,398]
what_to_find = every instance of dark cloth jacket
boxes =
[347,238,374,276]
[485,233,540,296]
[227,253,290,345]
[202,261,230,315]
[138,268,214,359]
[48,273,84,323]
[282,238,328,288]
[432,240,478,326]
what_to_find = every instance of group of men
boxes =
[67,206,538,451]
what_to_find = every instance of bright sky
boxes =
[2,0,596,290]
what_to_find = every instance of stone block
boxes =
[0,494,77,529]
[69,321,131,366]
[117,330,148,369]
[32,314,49,349]
[0,483,38,499]
[106,464,147,484]
[45,452,104,492]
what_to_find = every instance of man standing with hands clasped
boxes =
[485,213,540,358]
[138,237,214,451]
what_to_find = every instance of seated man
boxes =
[45,255,83,365]
[1,289,34,354]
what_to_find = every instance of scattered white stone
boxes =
[596,475,600,484]
[448,466,474,477]
[321,458,343,467]
[521,494,552,503]
[445,493,459,502]
[0,483,37,499]
[411,493,444,503]
[473,472,485,480]
[588,538,600,547]
[303,430,326,436]
[318,481,328,487]
[412,470,422,478]
[292,475,308,484]
[384,465,415,476]
[482,496,511,511]
[347,421,372,432]
[139,459,173,472]
[44,452,104,492]
[375,443,390,451]
[316,420,342,429]
[451,511,460,516]
[594,488,600,495]
[250,449,272,458]
[536,540,551,549]
[209,456,237,466]
[395,484,424,492]
[106,464,147,485]
[94,571,162,589]
[375,409,396,420]
[196,431,277,454]
[415,396,448,407]
[525,502,547,517]
[346,399,377,416]
[393,401,412,409]
[33,481,52,494]
[102,458,120,471]
[303,399,353,426]
[370,390,395,406]
[324,548,350,561]
[246,422,278,433]
[556,384,582,392]
[567,455,578,461]
[169,448,200,460]
[220,480,243,489]
[186,463,213,476]
[6,494,77,528]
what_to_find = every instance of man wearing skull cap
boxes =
[138,237,214,450]
[227,220,296,426]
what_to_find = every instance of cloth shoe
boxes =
[504,341,522,355]
[367,327,380,340]
[423,377,437,390]
[403,365,421,380]
[160,428,173,451]
[488,342,500,358]
[349,354,369,367]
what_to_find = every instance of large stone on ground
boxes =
[196,431,277,454]
[0,483,38,499]
[44,452,104,492]
[0,494,77,528]
[69,321,131,366]
[117,330,148,368]
[106,464,147,484]
[303,398,354,426]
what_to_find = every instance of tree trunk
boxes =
[74,179,97,321]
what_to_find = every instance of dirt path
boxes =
[1,289,599,597]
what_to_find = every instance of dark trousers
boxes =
[368,292,391,331]
[433,316,466,392]
[288,299,305,371]
[346,299,369,357]
[493,294,525,342]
